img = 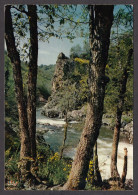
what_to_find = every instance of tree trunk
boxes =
[60,112,68,159]
[111,48,133,179]
[93,141,102,185]
[121,148,128,185]
[62,5,114,190]
[27,5,38,160]
[5,5,31,178]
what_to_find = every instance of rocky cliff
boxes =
[52,52,70,92]
[42,52,76,118]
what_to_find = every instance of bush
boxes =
[37,152,72,185]
[5,151,20,183]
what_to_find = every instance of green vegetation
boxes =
[37,64,55,101]
[104,32,133,114]
[5,31,133,188]
[55,32,133,116]
[37,152,72,185]
[5,4,133,191]
[5,51,55,123]
[5,131,72,189]
[5,52,18,125]
[5,132,104,190]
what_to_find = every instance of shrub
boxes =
[37,152,72,185]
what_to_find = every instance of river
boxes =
[36,108,133,180]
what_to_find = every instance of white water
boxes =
[63,140,133,180]
[37,117,66,126]
[36,108,78,126]
[36,109,133,180]
[98,140,133,179]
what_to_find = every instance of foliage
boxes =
[85,160,103,190]
[70,41,90,59]
[5,131,20,184]
[53,55,89,113]
[5,131,72,188]
[5,51,55,124]
[86,160,94,184]
[37,152,72,185]
[5,52,18,123]
[36,143,53,162]
[5,152,20,182]
[5,5,133,190]
[37,64,55,103]
[70,44,83,58]
[104,5,133,115]
[55,30,133,116]
[10,5,89,62]
[104,31,133,114]
[74,57,89,64]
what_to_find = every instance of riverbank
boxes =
[36,108,133,181]
[5,107,133,190]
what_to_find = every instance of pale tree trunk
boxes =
[27,5,38,160]
[111,48,133,179]
[62,5,114,190]
[5,5,31,179]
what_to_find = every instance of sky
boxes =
[37,5,88,66]
[38,37,85,65]
[37,4,130,66]
[8,4,132,66]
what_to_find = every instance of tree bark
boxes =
[121,148,128,184]
[93,141,102,185]
[111,48,133,179]
[62,5,114,190]
[5,5,31,178]
[27,5,38,160]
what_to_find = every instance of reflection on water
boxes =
[36,108,133,180]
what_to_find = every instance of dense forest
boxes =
[5,4,133,190]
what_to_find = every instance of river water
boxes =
[36,108,133,180]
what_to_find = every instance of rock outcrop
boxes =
[52,52,74,92]
[67,105,87,121]
[121,120,133,144]
[42,52,75,118]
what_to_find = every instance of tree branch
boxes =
[11,5,28,16]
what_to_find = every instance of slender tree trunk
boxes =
[62,5,114,190]
[5,5,31,178]
[111,48,133,179]
[27,5,38,160]
[121,148,128,185]
[60,112,68,159]
[93,141,102,185]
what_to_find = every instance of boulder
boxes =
[121,121,133,144]
[42,108,60,118]
[67,106,86,121]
